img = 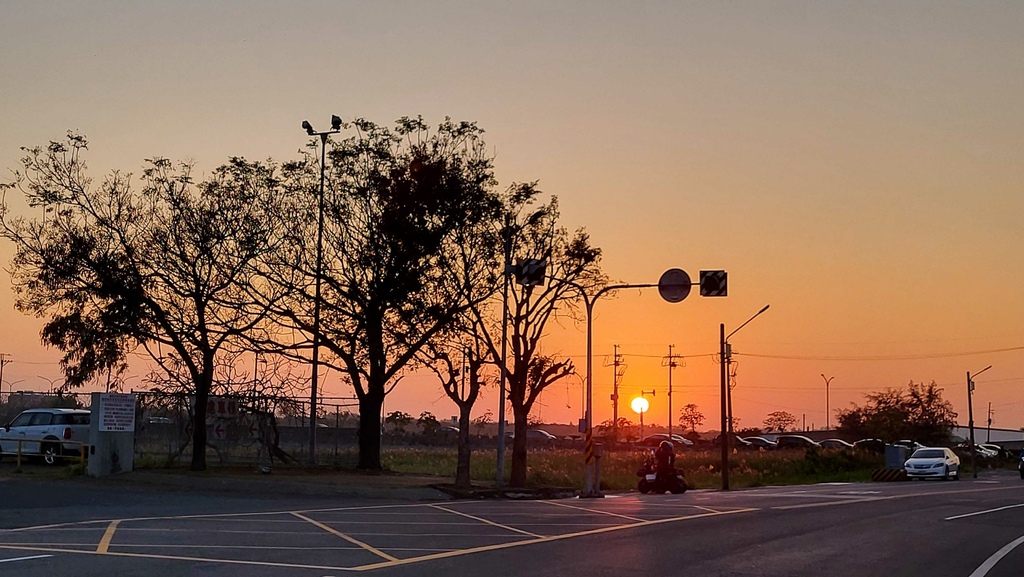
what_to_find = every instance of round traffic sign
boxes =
[658,268,692,303]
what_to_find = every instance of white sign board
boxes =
[98,393,137,432]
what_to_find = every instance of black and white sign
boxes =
[98,393,137,432]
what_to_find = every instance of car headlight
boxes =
[932,463,944,468]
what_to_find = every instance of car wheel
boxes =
[953,468,960,481]
[941,465,949,481]
[42,443,61,466]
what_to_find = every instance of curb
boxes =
[871,468,907,482]
[431,484,578,500]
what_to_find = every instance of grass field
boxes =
[373,446,886,490]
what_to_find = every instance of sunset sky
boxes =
[1,2,1022,433]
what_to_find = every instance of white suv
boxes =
[0,408,91,465]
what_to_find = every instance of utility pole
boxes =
[0,353,10,400]
[609,345,625,442]
[664,345,681,440]
[987,402,993,443]
[719,324,729,490]
[967,365,992,479]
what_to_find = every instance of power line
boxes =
[735,345,1024,362]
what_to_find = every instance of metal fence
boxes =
[1,390,363,468]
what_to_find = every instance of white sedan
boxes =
[905,447,960,480]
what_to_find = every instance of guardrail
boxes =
[1,438,88,468]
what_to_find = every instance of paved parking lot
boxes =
[0,496,755,572]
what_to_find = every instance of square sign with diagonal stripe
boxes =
[699,270,728,297]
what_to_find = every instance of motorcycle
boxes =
[636,451,688,494]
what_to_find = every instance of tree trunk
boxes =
[357,392,384,470]
[509,406,529,487]
[455,403,473,489]
[190,373,211,471]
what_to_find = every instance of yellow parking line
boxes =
[354,508,758,572]
[96,520,120,553]
[430,505,542,538]
[0,544,354,571]
[289,512,397,562]
[539,500,646,522]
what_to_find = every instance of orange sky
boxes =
[1,2,1022,431]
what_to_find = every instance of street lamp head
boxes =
[331,115,342,131]
[302,120,315,135]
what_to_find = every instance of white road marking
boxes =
[0,554,53,564]
[968,534,1024,577]
[945,503,1024,521]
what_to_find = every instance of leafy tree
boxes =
[260,117,501,470]
[836,381,956,445]
[677,403,705,432]
[385,410,413,434]
[0,134,278,471]
[763,410,798,433]
[472,409,494,436]
[417,411,440,436]
[600,417,638,442]
[472,188,604,487]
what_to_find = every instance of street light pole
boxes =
[496,216,512,488]
[574,281,658,498]
[301,115,342,465]
[967,365,992,479]
[821,374,834,430]
[720,304,770,491]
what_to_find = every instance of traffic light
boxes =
[700,270,728,297]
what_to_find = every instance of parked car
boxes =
[741,436,778,450]
[774,434,821,449]
[436,426,460,442]
[712,433,754,449]
[978,443,1011,459]
[0,408,91,465]
[892,439,924,453]
[905,447,960,480]
[853,438,886,453]
[819,438,855,450]
[506,429,557,445]
[639,433,694,448]
[958,442,999,459]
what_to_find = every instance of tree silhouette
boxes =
[260,117,502,470]
[471,188,605,487]
[1,134,278,471]
[837,381,956,445]
[763,410,797,433]
[677,403,705,432]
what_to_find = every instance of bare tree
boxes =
[473,187,605,487]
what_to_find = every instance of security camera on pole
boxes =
[299,114,343,465]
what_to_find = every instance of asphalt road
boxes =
[2,470,1024,577]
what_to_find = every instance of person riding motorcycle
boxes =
[654,440,676,481]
